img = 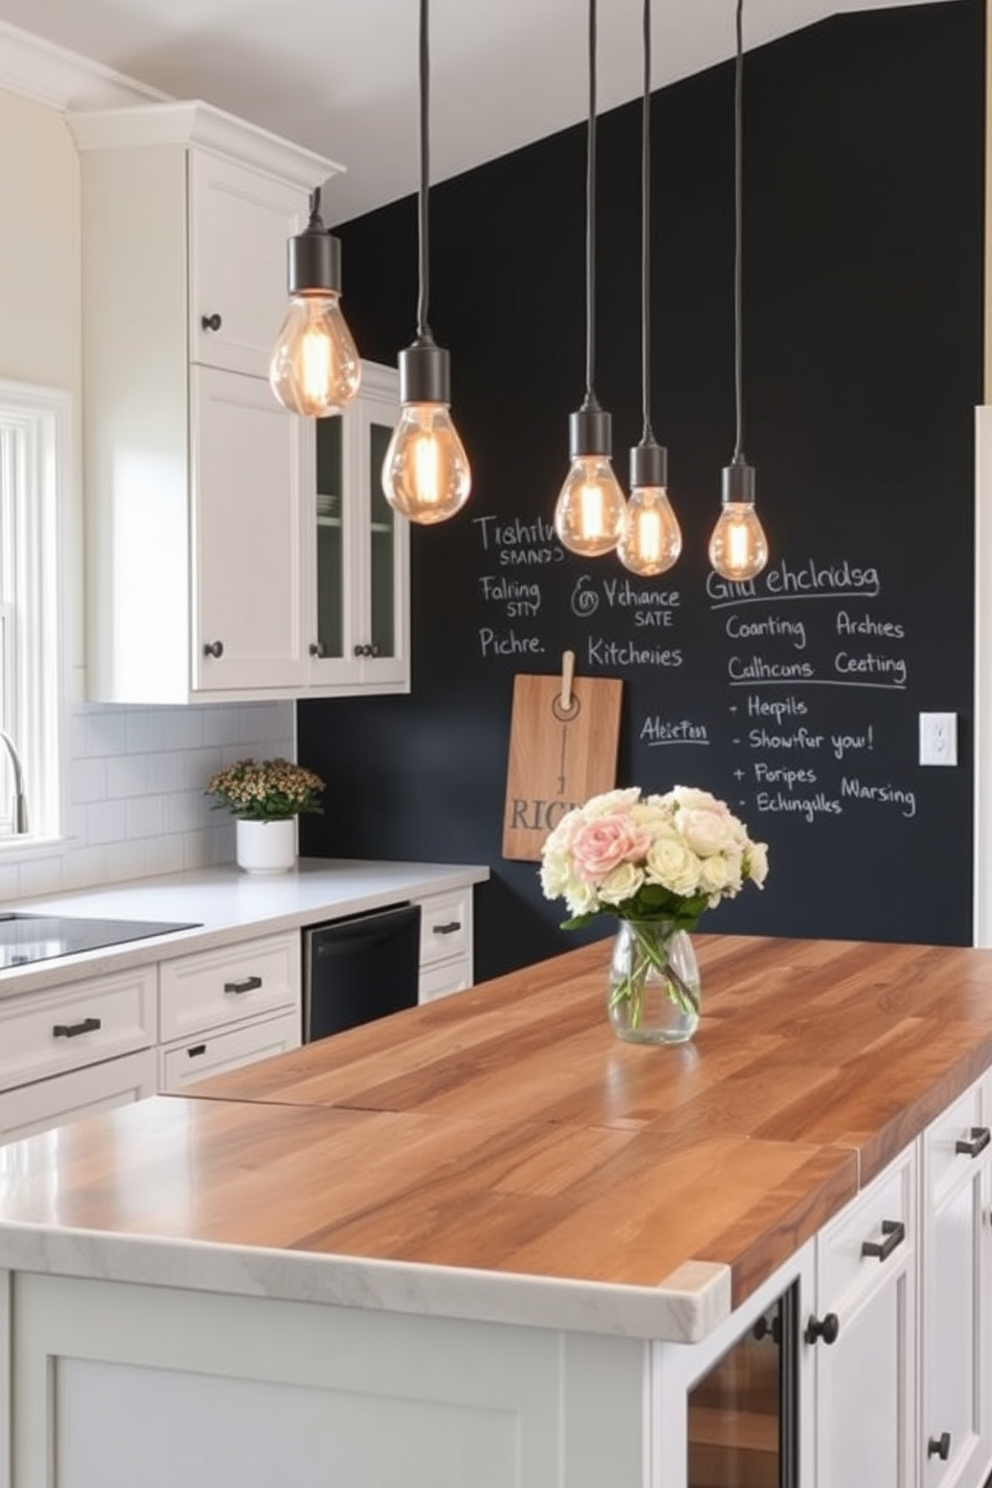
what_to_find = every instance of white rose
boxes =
[598,862,645,907]
[677,807,735,857]
[672,786,726,814]
[699,853,734,897]
[581,787,642,818]
[746,840,769,887]
[645,833,702,896]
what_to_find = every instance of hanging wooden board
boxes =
[502,660,623,862]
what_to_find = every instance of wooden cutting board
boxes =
[502,662,623,861]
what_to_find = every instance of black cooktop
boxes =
[0,913,202,969]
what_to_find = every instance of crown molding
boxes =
[0,19,168,113]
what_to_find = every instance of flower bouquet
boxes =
[205,758,326,821]
[539,786,768,1041]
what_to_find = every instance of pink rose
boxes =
[571,814,651,884]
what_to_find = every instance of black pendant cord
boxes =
[732,0,744,463]
[416,0,432,343]
[640,0,654,447]
[584,0,599,410]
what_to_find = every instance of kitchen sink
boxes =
[0,913,202,969]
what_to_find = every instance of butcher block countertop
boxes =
[3,932,992,1344]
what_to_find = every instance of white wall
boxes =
[0,85,298,900]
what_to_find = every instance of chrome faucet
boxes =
[0,729,28,834]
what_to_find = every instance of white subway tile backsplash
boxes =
[70,756,107,805]
[2,699,298,900]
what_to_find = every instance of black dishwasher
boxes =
[302,902,422,1042]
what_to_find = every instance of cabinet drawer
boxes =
[819,1144,916,1311]
[160,1010,301,1094]
[0,969,156,1094]
[159,933,300,1042]
[0,1047,157,1144]
[419,957,473,1005]
[418,888,472,969]
[923,1078,989,1209]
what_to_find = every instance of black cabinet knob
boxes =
[309,641,325,658]
[203,640,224,659]
[805,1312,840,1345]
[200,312,223,332]
[927,1432,951,1462]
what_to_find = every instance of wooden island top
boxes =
[3,931,992,1344]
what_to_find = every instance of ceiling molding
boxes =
[0,17,168,113]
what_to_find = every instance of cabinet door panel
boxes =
[191,367,307,691]
[0,1049,157,1144]
[189,153,308,379]
[815,1268,913,1488]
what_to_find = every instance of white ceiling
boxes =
[0,0,959,224]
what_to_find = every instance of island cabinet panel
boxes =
[10,1274,647,1488]
[920,1076,992,1488]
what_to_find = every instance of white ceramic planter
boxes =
[235,818,297,875]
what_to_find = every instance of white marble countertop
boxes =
[0,858,489,999]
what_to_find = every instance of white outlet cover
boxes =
[919,712,958,767]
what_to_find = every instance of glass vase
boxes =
[607,918,701,1045]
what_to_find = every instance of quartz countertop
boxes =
[0,857,489,998]
[3,931,991,1343]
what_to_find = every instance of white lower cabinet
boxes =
[9,1274,645,1488]
[920,1076,992,1488]
[417,886,474,1003]
[0,1048,157,1144]
[811,1145,917,1488]
[160,1010,301,1094]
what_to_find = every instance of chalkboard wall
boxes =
[300,0,985,980]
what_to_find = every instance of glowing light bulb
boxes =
[270,290,361,418]
[709,501,768,580]
[619,444,681,575]
[382,401,471,524]
[554,455,626,557]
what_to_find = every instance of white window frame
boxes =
[0,380,69,851]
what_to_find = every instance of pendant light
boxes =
[618,0,681,577]
[708,0,768,581]
[381,0,471,525]
[553,0,627,559]
[269,186,362,418]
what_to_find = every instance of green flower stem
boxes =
[608,922,700,1031]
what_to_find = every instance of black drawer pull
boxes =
[861,1218,906,1262]
[805,1312,840,1346]
[223,975,263,995]
[433,921,461,935]
[927,1432,951,1462]
[955,1126,991,1158]
[187,1044,207,1059]
[52,1016,101,1039]
[203,640,224,659]
[200,312,223,332]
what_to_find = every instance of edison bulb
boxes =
[554,456,626,557]
[618,486,681,576]
[269,291,361,418]
[381,402,472,524]
[708,502,768,580]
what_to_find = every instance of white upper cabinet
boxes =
[67,102,336,704]
[309,361,410,694]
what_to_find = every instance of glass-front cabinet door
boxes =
[311,360,409,694]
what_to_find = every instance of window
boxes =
[0,381,68,846]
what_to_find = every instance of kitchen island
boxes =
[2,932,992,1487]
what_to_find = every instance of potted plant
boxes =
[206,758,326,874]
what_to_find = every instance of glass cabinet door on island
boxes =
[687,1282,800,1487]
[312,361,410,696]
